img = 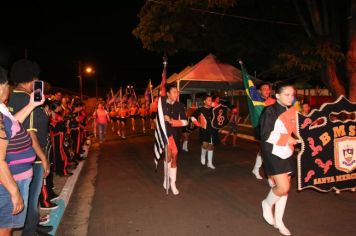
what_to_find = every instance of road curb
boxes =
[45,152,87,235]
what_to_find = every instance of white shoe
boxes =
[201,148,207,165]
[262,200,275,225]
[207,163,216,169]
[274,222,291,236]
[252,168,263,179]
[169,167,179,195]
[201,156,206,165]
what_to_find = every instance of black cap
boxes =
[10,59,40,84]
[0,66,8,84]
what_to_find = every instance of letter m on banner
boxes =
[297,96,356,192]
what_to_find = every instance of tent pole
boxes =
[177,79,180,101]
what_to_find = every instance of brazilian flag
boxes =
[241,63,266,128]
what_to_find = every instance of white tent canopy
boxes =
[154,54,259,95]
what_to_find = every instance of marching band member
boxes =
[181,102,197,152]
[251,83,276,180]
[49,101,71,176]
[191,94,219,169]
[260,83,298,236]
[69,102,83,160]
[221,106,241,146]
[129,102,139,132]
[117,104,129,139]
[138,103,148,134]
[149,97,158,130]
[109,106,118,132]
[162,84,188,195]
[212,95,220,108]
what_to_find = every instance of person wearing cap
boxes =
[0,66,44,235]
[7,59,53,236]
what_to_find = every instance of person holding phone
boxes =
[0,66,44,235]
[8,59,53,236]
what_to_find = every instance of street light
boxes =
[78,62,96,100]
[84,66,97,99]
[85,67,93,74]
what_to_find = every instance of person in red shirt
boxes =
[149,97,158,130]
[129,102,139,132]
[117,104,129,139]
[93,103,110,143]
[138,103,148,134]
[109,106,117,132]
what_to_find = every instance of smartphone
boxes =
[33,80,44,102]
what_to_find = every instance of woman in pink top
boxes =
[93,103,110,143]
[0,67,44,234]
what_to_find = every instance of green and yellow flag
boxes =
[241,63,267,128]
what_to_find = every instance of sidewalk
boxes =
[13,144,91,236]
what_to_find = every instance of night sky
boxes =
[0,3,206,96]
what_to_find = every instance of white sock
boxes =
[207,150,215,169]
[275,195,291,235]
[265,188,280,206]
[201,148,207,165]
[254,152,263,169]
[268,178,276,187]
[182,140,188,151]
[262,188,280,226]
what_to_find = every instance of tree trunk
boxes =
[347,3,356,102]
[347,34,356,102]
[323,62,346,99]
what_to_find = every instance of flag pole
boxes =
[120,87,122,109]
[149,80,154,104]
[163,54,169,195]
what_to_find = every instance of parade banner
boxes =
[297,96,356,192]
[211,104,229,129]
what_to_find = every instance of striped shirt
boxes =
[0,108,35,181]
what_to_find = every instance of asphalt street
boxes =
[58,128,356,236]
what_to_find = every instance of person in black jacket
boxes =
[162,84,188,195]
[260,83,299,236]
[191,94,219,169]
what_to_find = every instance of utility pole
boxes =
[78,61,83,100]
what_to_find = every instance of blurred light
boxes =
[85,67,93,74]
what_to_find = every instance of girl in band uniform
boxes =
[149,97,158,129]
[191,94,219,169]
[129,103,139,132]
[138,103,148,134]
[117,104,129,139]
[260,83,298,236]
